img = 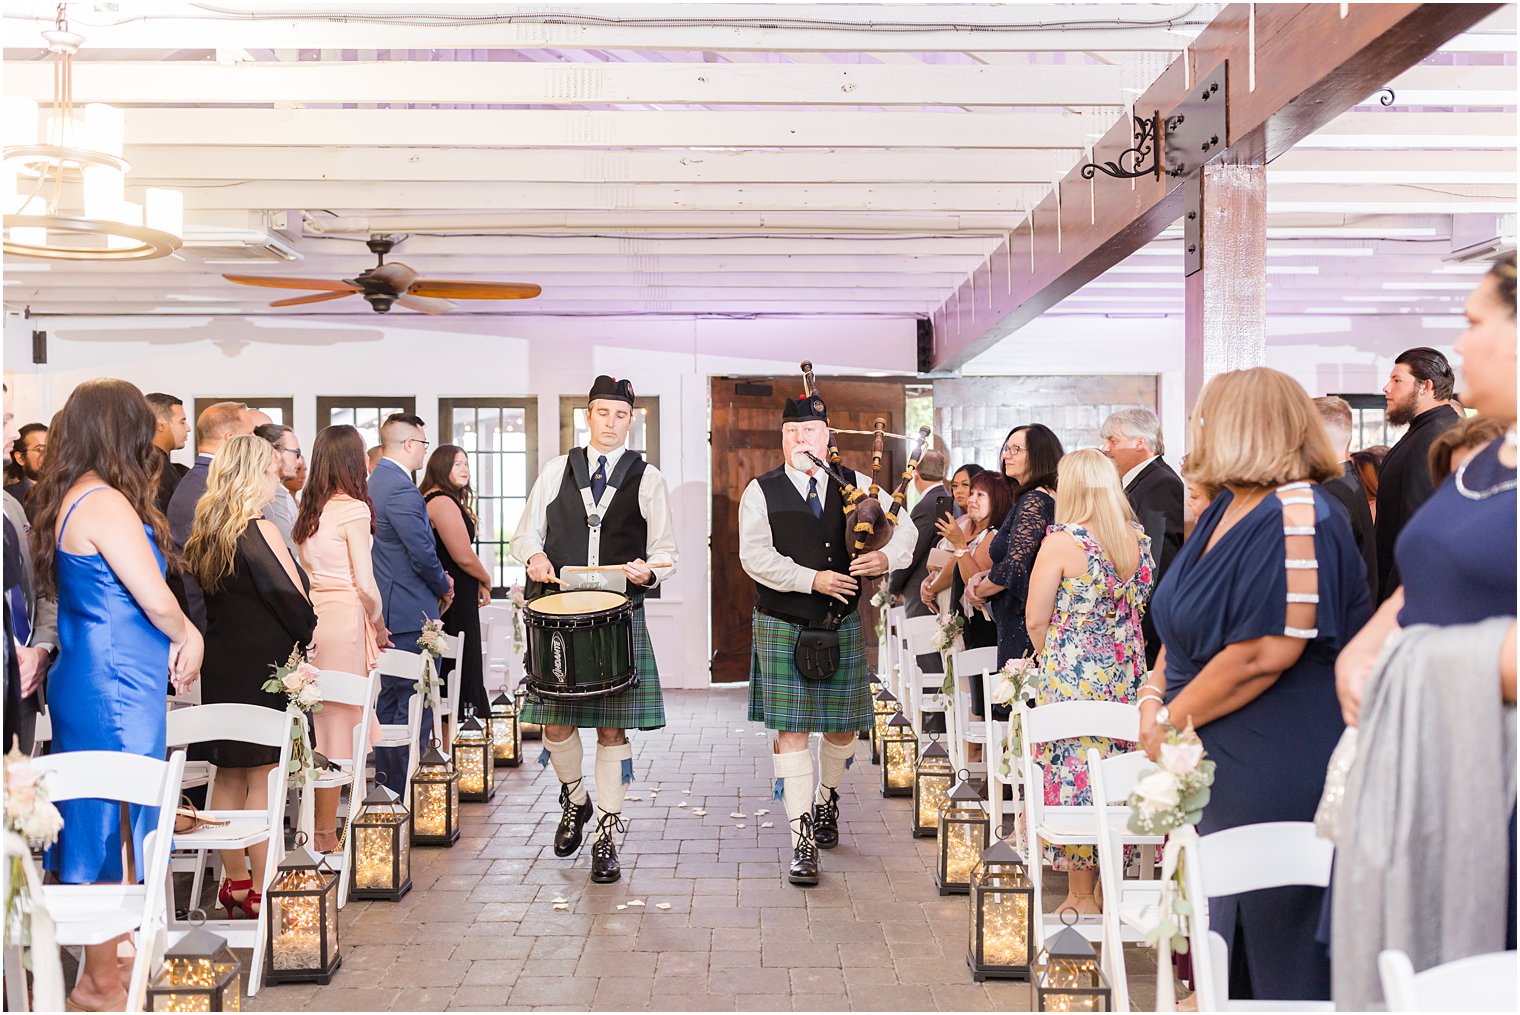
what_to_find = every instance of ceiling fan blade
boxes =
[367,262,419,293]
[269,291,359,308]
[223,274,361,292]
[396,293,456,315]
[407,280,542,300]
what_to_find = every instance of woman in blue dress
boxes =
[29,378,203,1012]
[1138,367,1372,1002]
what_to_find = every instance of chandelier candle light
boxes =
[935,769,990,896]
[452,709,495,802]
[3,6,182,260]
[145,910,243,1012]
[911,735,954,838]
[349,778,411,902]
[264,838,341,985]
[410,739,461,846]
[967,837,1036,982]
[879,710,917,797]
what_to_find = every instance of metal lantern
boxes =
[489,688,521,766]
[870,685,900,765]
[935,770,990,895]
[911,735,954,838]
[349,777,411,902]
[1033,911,1111,1011]
[265,839,341,985]
[879,710,917,797]
[410,739,460,846]
[453,709,495,802]
[967,837,1036,981]
[146,910,242,1011]
[861,675,882,745]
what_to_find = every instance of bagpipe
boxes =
[797,360,933,557]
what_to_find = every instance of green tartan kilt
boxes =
[748,609,870,733]
[521,604,666,731]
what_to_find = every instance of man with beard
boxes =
[1374,346,1460,602]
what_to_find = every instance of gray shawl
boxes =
[1331,618,1517,1010]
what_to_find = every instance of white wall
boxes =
[2,311,917,688]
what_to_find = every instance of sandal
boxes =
[65,988,127,1012]
[173,795,230,835]
[217,877,258,919]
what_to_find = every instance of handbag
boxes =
[173,794,231,836]
[794,615,843,682]
[1313,727,1358,841]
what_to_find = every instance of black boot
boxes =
[590,811,626,884]
[812,786,841,850]
[553,779,594,857]
[788,814,820,887]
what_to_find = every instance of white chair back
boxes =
[374,648,428,804]
[310,668,381,908]
[947,645,998,772]
[1379,948,1519,1013]
[166,702,290,751]
[884,605,905,695]
[1022,699,1139,747]
[376,647,428,680]
[901,615,942,736]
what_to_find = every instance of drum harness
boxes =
[566,447,647,599]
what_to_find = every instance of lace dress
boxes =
[986,489,1056,667]
[1032,523,1154,870]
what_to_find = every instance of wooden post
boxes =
[1183,161,1268,414]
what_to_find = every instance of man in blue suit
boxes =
[369,413,453,792]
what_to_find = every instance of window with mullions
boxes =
[558,395,660,469]
[439,398,536,594]
[1331,393,1408,451]
[193,397,295,431]
[316,396,418,452]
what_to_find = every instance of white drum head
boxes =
[529,589,628,616]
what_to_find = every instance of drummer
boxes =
[738,392,917,886]
[510,374,677,884]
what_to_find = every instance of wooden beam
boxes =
[929,2,1504,371]
[1185,163,1268,407]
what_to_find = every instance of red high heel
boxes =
[217,877,257,918]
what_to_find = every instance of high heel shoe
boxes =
[217,877,257,919]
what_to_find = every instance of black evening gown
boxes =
[200,521,316,768]
[426,491,489,722]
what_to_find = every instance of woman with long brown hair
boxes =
[29,378,202,1011]
[294,424,385,854]
[421,444,493,723]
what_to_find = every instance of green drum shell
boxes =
[523,592,637,701]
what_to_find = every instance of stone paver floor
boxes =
[227,688,1157,1012]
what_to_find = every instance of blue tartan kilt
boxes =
[748,609,870,733]
[521,604,665,731]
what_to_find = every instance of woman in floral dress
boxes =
[1025,448,1155,915]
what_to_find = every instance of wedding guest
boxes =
[1334,254,1517,1003]
[926,469,1010,717]
[1313,397,1378,606]
[185,435,315,918]
[2,386,56,754]
[366,445,383,475]
[948,462,983,515]
[168,401,253,630]
[421,444,493,724]
[370,413,453,794]
[1027,448,1154,914]
[1138,367,1371,1002]
[1100,407,1183,667]
[6,422,47,512]
[918,462,985,616]
[29,379,202,1012]
[255,423,302,555]
[1374,347,1461,601]
[1350,446,1386,520]
[1428,414,1508,486]
[968,424,1063,666]
[889,449,951,621]
[145,392,189,513]
[283,453,307,503]
[295,425,387,854]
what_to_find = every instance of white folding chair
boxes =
[29,705,51,756]
[946,645,998,775]
[901,615,943,737]
[1182,821,1335,1012]
[1379,948,1519,1012]
[373,648,427,805]
[2,834,65,1013]
[430,632,463,746]
[32,749,185,1013]
[981,667,1022,840]
[883,605,906,698]
[479,612,508,694]
[166,704,293,997]
[299,668,381,908]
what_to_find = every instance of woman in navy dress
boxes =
[1139,368,1372,1002]
[28,379,203,1012]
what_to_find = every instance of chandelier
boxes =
[3,4,182,261]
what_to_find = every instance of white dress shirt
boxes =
[510,443,678,585]
[738,462,918,595]
[1122,454,1160,490]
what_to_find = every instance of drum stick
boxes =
[561,562,675,573]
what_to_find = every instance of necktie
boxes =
[591,454,609,502]
[807,477,823,519]
[3,517,29,645]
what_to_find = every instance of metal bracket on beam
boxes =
[1183,173,1204,277]
[1163,62,1230,181]
[1080,112,1161,181]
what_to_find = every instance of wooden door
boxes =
[710,376,908,683]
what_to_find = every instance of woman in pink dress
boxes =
[293,424,388,853]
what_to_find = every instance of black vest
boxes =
[529,448,655,601]
[754,466,859,622]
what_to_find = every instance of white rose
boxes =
[1132,770,1181,811]
[296,685,322,709]
[1159,740,1203,776]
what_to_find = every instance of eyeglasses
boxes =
[280,446,304,458]
[1003,445,1027,456]
[405,437,431,449]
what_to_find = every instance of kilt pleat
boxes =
[522,604,665,730]
[748,610,870,733]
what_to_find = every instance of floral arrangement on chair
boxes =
[416,616,448,709]
[990,655,1037,779]
[262,645,324,785]
[509,585,526,654]
[931,611,965,696]
[869,587,891,641]
[5,748,64,945]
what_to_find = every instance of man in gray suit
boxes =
[167,401,252,630]
[2,385,57,752]
[889,450,953,620]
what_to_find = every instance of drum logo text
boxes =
[551,632,567,680]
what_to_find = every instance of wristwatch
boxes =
[953,547,970,558]
[1154,704,1171,729]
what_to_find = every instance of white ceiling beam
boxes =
[125,146,1080,185]
[1269,148,1517,186]
[5,60,1126,107]
[22,254,990,274]
[4,300,935,316]
[5,272,970,291]
[292,236,1005,256]
[117,108,1088,149]
[1377,65,1516,107]
[1297,111,1518,149]
[0,5,1208,52]
[1266,183,1515,215]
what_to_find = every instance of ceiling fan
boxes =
[222,236,541,314]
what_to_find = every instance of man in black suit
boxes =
[166,400,252,629]
[1374,347,1461,602]
[1314,396,1379,606]
[145,392,190,514]
[2,387,57,753]
[889,449,952,620]
[1100,407,1184,669]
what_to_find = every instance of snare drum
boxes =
[523,590,637,702]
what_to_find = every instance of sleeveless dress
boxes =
[45,487,171,884]
[1034,523,1154,870]
[425,491,489,721]
[987,489,1057,666]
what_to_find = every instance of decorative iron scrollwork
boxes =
[1080,113,1160,181]
[1377,88,1396,106]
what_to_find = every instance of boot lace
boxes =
[592,811,627,861]
[559,778,586,823]
[791,813,818,863]
[815,788,839,828]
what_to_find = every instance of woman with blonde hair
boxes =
[1138,367,1372,1002]
[186,435,316,918]
[1025,448,1155,914]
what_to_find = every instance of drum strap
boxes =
[568,449,645,565]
